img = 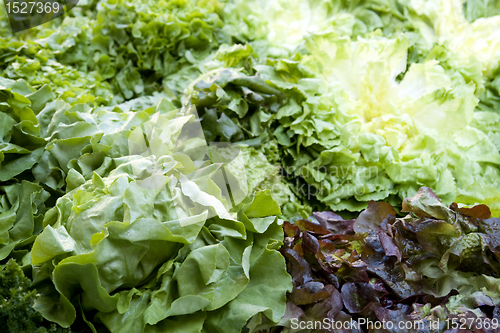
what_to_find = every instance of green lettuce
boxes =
[221,0,414,58]
[0,78,54,261]
[185,35,500,215]
[29,103,291,332]
[33,94,173,192]
[1,0,229,105]
[300,32,500,210]
[464,0,500,22]
[0,77,53,181]
[0,180,49,261]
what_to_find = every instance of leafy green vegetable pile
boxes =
[1,0,500,332]
[190,11,500,214]
[250,188,500,332]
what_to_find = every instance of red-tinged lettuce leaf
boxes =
[283,221,300,238]
[302,232,320,255]
[294,219,330,235]
[326,249,368,284]
[280,248,313,288]
[268,188,500,333]
[478,218,500,234]
[313,211,355,235]
[378,227,402,262]
[289,281,330,306]
[324,219,356,236]
[333,311,363,333]
[416,220,461,256]
[312,211,344,224]
[354,201,396,234]
[391,219,426,264]
[448,202,493,235]
[361,231,423,299]
[282,301,305,323]
[304,285,343,321]
[450,202,491,220]
[402,187,454,221]
[340,281,388,314]
[372,306,420,333]
[439,233,494,276]
[483,231,500,260]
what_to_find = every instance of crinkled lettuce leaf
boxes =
[0,77,54,181]
[30,104,291,332]
[1,0,229,106]
[186,35,500,215]
[0,180,50,261]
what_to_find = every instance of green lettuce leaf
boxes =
[0,77,53,181]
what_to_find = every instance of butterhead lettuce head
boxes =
[29,102,291,332]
